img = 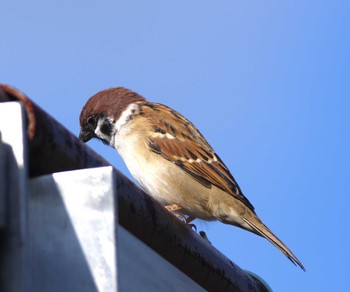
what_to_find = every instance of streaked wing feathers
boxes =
[141,102,255,211]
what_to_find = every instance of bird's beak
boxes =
[79,129,94,143]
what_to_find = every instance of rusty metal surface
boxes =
[0,84,270,291]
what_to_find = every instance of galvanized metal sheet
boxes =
[118,226,205,292]
[29,166,117,292]
[0,102,30,292]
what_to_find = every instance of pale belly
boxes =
[115,139,217,220]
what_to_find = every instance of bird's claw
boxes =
[199,231,212,244]
[164,206,209,242]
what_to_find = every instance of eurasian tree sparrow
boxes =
[79,87,305,270]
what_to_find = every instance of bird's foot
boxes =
[164,204,195,224]
[164,205,209,238]
[187,223,197,231]
[171,212,188,223]
[199,231,212,244]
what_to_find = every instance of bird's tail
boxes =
[242,216,305,271]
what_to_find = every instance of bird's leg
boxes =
[169,212,188,223]
[164,204,182,211]
[164,204,187,223]
[164,205,208,239]
[164,205,197,228]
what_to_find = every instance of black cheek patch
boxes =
[100,121,113,136]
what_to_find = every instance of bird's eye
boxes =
[87,115,97,127]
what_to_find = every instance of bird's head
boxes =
[79,87,145,145]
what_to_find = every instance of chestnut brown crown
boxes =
[79,87,146,142]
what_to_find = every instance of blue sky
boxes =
[1,1,349,291]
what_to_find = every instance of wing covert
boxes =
[141,102,255,212]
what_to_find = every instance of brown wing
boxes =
[140,102,255,211]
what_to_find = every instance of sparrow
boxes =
[79,87,305,270]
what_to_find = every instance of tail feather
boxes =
[243,217,305,271]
